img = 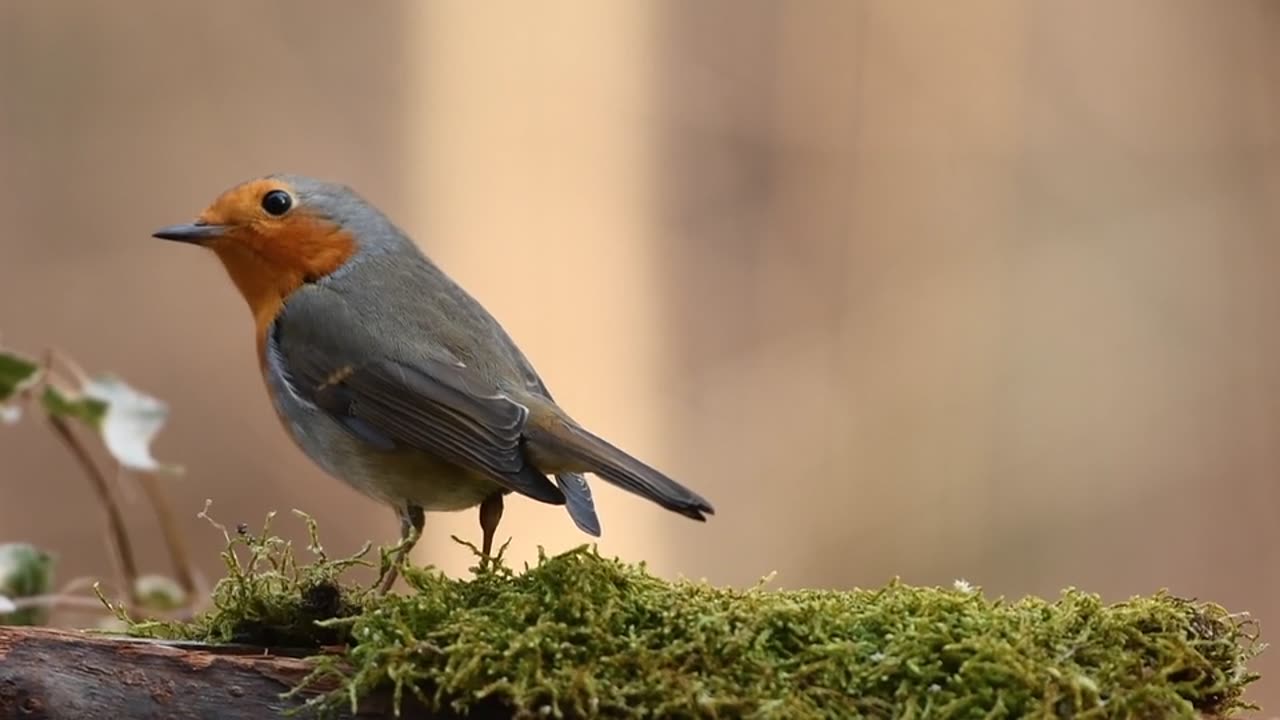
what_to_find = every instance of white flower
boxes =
[83,376,181,474]
[953,578,975,593]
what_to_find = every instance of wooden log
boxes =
[0,625,476,719]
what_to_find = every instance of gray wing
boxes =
[270,286,564,506]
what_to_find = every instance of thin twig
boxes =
[10,594,123,613]
[57,576,104,597]
[134,470,196,596]
[48,415,140,606]
[48,346,90,388]
[35,347,200,616]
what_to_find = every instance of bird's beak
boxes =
[151,222,228,244]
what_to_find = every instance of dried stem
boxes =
[47,415,140,606]
[47,346,90,388]
[10,593,124,613]
[134,470,196,596]
[22,347,201,616]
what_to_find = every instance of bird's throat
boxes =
[204,222,357,364]
[211,245,304,363]
[211,244,353,363]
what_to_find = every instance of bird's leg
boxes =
[479,492,504,559]
[378,503,424,594]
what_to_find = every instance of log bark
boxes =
[0,625,470,719]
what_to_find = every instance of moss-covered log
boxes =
[83,513,1263,719]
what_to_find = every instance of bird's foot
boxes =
[375,505,424,594]
[478,493,505,569]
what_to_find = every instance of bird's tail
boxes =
[525,408,714,522]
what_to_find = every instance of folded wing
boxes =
[269,290,564,506]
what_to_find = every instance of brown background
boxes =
[2,1,1279,710]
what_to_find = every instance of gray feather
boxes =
[556,472,601,536]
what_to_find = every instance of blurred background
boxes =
[2,0,1279,707]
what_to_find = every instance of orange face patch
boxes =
[193,178,357,359]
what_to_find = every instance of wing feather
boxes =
[271,289,563,505]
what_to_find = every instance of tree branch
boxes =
[0,626,474,719]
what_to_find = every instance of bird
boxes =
[153,174,714,591]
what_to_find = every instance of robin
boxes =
[153,174,713,591]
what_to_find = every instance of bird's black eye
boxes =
[262,190,293,216]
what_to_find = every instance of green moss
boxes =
[115,511,1263,719]
[116,508,372,649]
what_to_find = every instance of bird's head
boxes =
[153,174,389,332]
